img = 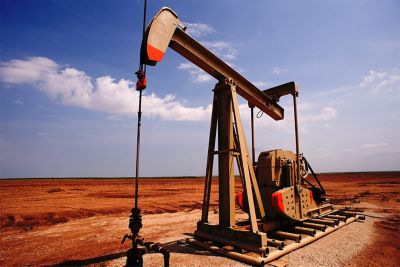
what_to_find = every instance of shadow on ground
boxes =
[48,233,214,267]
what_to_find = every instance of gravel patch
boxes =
[106,210,376,267]
[284,218,374,266]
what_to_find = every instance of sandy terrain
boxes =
[0,172,399,266]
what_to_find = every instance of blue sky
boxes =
[1,0,399,178]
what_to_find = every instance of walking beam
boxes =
[140,7,284,120]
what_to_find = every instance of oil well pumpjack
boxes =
[136,7,365,266]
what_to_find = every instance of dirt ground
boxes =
[0,172,399,266]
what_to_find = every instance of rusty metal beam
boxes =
[140,7,284,120]
[263,81,298,101]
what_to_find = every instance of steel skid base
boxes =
[187,209,365,266]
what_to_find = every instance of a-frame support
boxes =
[196,80,267,249]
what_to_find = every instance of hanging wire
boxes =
[134,0,147,209]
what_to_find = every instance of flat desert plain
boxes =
[0,172,399,266]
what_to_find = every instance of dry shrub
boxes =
[46,188,63,193]
[0,215,16,227]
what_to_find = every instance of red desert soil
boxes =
[0,172,399,266]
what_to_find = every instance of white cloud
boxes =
[362,142,389,149]
[360,70,387,87]
[297,102,319,111]
[238,96,338,135]
[142,93,212,121]
[360,69,400,95]
[106,115,123,121]
[360,142,398,157]
[253,81,271,89]
[319,68,400,98]
[302,107,337,123]
[178,41,238,82]
[0,57,212,121]
[201,41,238,61]
[13,99,23,105]
[184,22,215,38]
[0,57,58,84]
[176,21,238,84]
[178,62,212,83]
[272,67,288,75]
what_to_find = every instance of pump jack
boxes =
[137,7,364,265]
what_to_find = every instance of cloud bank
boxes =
[0,57,212,121]
[2,57,397,130]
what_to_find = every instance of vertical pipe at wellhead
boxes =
[134,0,147,209]
[134,89,143,209]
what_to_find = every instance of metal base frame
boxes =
[188,209,364,266]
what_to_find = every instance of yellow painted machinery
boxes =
[139,7,364,266]
[238,150,328,222]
